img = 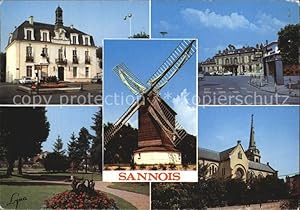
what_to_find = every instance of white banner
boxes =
[103,170,198,182]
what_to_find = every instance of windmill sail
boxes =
[147,40,196,91]
[104,98,144,146]
[113,63,147,95]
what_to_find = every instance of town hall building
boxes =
[199,115,277,181]
[5,6,100,83]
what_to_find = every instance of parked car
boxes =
[19,76,34,84]
[91,76,102,84]
[223,71,233,76]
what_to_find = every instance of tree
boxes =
[0,52,6,82]
[90,108,102,171]
[177,133,196,164]
[278,24,300,65]
[131,32,149,38]
[0,107,50,175]
[104,123,138,164]
[43,152,69,172]
[68,132,81,171]
[77,127,92,173]
[53,135,65,155]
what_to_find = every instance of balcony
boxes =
[85,57,90,64]
[55,58,67,65]
[26,55,34,62]
[73,57,79,64]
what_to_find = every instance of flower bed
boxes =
[44,190,117,209]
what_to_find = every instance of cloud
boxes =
[255,13,286,32]
[181,8,257,30]
[285,0,300,5]
[181,8,286,33]
[172,89,197,135]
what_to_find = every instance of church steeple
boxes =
[245,114,261,163]
[248,114,256,149]
[55,6,63,30]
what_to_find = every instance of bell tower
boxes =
[55,6,63,30]
[245,114,261,162]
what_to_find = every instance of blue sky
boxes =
[199,106,300,177]
[151,0,299,61]
[43,106,99,153]
[0,0,149,51]
[104,39,197,135]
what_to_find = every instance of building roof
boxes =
[8,20,95,47]
[248,161,276,173]
[199,146,237,162]
[200,44,264,65]
[199,148,220,161]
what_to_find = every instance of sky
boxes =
[151,0,299,61]
[0,0,149,51]
[104,39,197,135]
[42,106,99,152]
[199,106,300,177]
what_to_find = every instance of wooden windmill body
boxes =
[134,93,181,164]
[104,40,196,165]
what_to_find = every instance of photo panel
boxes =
[103,39,198,182]
[151,105,299,209]
[151,0,300,105]
[0,0,149,105]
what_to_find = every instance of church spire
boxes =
[246,114,261,163]
[248,114,256,149]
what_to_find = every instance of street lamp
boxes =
[124,13,133,38]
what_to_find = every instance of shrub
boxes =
[44,190,117,209]
[42,152,69,172]
[169,164,177,170]
[46,76,58,83]
[159,164,167,170]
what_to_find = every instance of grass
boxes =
[108,182,150,195]
[0,184,136,209]
[0,167,102,182]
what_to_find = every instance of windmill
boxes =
[105,40,196,165]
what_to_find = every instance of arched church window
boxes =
[238,151,242,159]
[235,167,244,179]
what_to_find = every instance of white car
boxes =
[223,71,233,76]
[19,77,34,84]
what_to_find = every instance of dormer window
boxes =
[83,35,90,46]
[8,34,13,44]
[24,28,35,40]
[40,30,50,42]
[70,33,79,45]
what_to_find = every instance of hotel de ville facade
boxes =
[5,6,100,83]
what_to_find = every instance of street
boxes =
[199,76,300,105]
[0,83,102,105]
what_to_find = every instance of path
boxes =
[6,180,150,210]
[94,181,150,210]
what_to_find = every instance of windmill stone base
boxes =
[133,146,181,165]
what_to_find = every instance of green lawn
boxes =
[0,184,136,209]
[0,168,102,182]
[108,182,150,195]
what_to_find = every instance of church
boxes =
[5,6,100,83]
[199,115,277,180]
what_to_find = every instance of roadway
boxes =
[198,76,300,105]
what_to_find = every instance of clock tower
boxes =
[55,6,63,30]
